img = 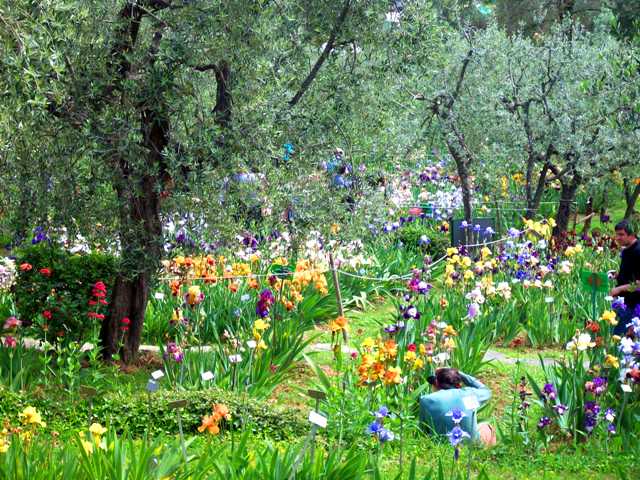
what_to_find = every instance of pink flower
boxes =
[3,316,21,330]
[4,336,17,348]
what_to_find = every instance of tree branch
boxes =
[288,0,352,107]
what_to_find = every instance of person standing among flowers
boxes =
[419,368,495,446]
[610,220,640,336]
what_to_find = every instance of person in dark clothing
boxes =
[610,220,640,336]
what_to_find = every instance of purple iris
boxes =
[467,303,480,319]
[484,227,495,236]
[553,404,568,415]
[377,428,394,443]
[584,401,600,415]
[473,224,481,233]
[417,281,432,295]
[537,416,552,429]
[366,421,382,435]
[384,324,397,334]
[542,383,556,401]
[508,228,521,238]
[584,413,597,433]
[604,408,616,422]
[447,425,470,447]
[460,221,469,230]
[611,297,626,311]
[375,406,389,418]
[403,305,420,320]
[445,408,466,424]
[589,377,607,396]
[607,423,616,434]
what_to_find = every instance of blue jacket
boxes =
[419,372,491,441]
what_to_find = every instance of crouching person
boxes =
[419,368,496,446]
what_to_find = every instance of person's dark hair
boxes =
[435,368,462,390]
[615,219,636,236]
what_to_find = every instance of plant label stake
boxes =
[80,385,97,428]
[289,392,327,480]
[146,379,159,435]
[306,390,326,462]
[579,270,609,320]
[201,371,214,382]
[168,399,188,462]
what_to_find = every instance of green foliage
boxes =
[393,222,450,259]
[12,244,117,342]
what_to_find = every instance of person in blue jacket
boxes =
[419,368,495,446]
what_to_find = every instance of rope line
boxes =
[157,228,531,285]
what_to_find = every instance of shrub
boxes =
[11,244,117,342]
[0,386,307,440]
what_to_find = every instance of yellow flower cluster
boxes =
[164,255,219,282]
[564,244,584,257]
[444,247,497,288]
[251,319,269,351]
[512,173,525,185]
[601,310,617,326]
[80,423,107,455]
[523,218,556,239]
[19,406,45,428]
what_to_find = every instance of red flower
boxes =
[88,300,98,306]
[87,312,105,320]
[19,263,32,272]
[42,310,52,320]
[39,268,52,277]
[3,336,17,348]
[407,343,417,352]
[120,317,130,332]
[586,321,600,334]
[92,281,107,298]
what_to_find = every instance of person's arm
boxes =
[459,372,491,405]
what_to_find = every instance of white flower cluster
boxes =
[0,257,16,292]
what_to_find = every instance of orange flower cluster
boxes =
[198,404,231,435]
[357,338,403,386]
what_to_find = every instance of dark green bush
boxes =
[395,221,449,259]
[12,244,117,342]
[0,386,307,440]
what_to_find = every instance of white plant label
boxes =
[201,371,214,381]
[621,384,632,393]
[462,395,480,411]
[246,340,257,349]
[151,369,165,380]
[308,411,327,428]
[154,292,165,300]
[229,354,242,364]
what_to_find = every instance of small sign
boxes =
[247,340,257,349]
[229,354,242,364]
[462,395,480,411]
[580,270,610,293]
[80,385,97,398]
[146,379,159,393]
[168,399,188,409]
[151,369,165,380]
[154,292,165,300]
[201,371,214,381]
[271,265,293,277]
[308,411,328,428]
[621,384,633,393]
[307,389,327,401]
